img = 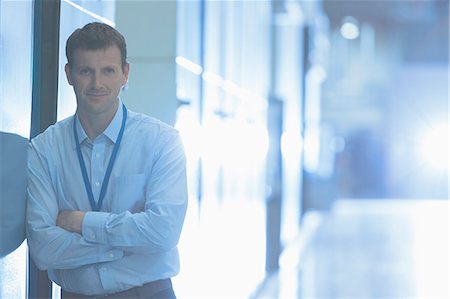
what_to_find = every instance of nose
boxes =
[92,72,102,89]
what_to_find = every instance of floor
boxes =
[253,199,449,299]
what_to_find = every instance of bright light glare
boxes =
[304,128,320,173]
[340,17,360,40]
[174,108,201,162]
[175,199,266,298]
[175,56,203,75]
[419,124,448,171]
[309,65,327,83]
[63,0,115,26]
[281,130,302,161]
[411,201,449,297]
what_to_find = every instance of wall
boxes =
[116,1,177,126]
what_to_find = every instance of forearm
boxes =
[27,175,122,270]
[27,222,123,270]
[82,201,187,254]
[57,210,86,234]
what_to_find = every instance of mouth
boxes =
[86,93,108,97]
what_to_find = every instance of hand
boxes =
[57,210,86,234]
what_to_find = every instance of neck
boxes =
[77,105,119,140]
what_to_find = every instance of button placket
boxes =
[91,142,105,202]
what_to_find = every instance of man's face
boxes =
[65,45,129,117]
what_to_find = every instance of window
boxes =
[0,1,33,298]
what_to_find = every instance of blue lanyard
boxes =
[73,104,127,211]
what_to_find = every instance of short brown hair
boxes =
[66,22,127,69]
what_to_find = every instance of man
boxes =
[27,22,188,299]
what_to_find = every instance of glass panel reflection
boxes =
[0,1,33,298]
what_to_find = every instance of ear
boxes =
[122,63,130,85]
[65,64,73,86]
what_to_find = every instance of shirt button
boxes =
[108,252,115,258]
[101,267,107,272]
[90,233,96,240]
[95,181,100,187]
[95,153,100,158]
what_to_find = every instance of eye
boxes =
[104,68,116,75]
[78,68,91,76]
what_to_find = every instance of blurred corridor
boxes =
[1,0,449,298]
[254,199,449,298]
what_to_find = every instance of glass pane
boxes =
[0,0,33,298]
[0,0,33,137]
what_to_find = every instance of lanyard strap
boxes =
[73,104,127,211]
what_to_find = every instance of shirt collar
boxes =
[103,101,124,144]
[74,100,124,146]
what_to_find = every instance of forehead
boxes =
[71,45,122,67]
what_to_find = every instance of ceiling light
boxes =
[340,16,360,40]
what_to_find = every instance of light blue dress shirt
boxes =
[26,103,188,296]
